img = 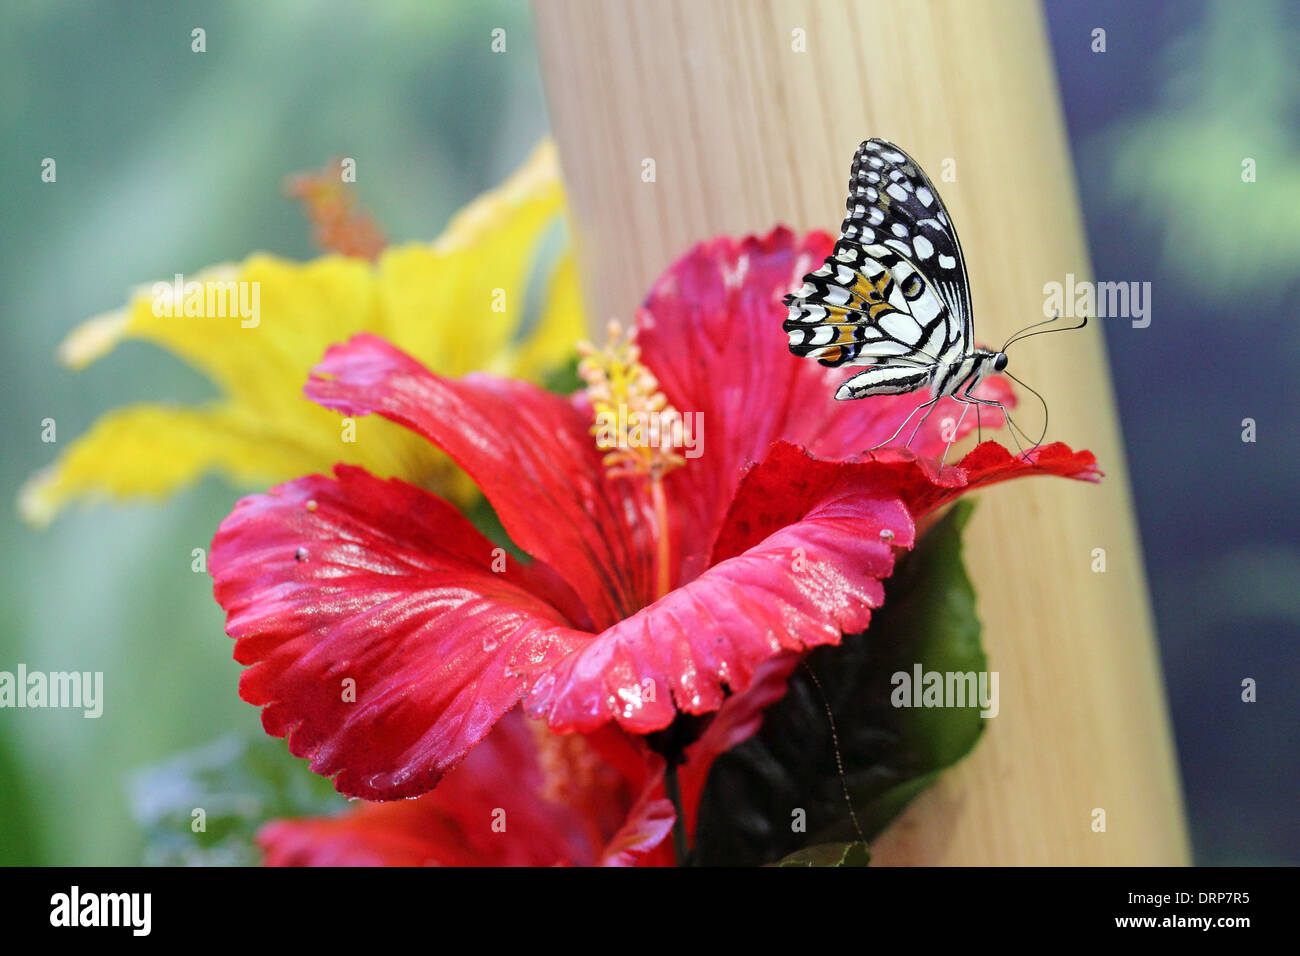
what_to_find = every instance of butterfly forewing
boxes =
[842,139,972,340]
[784,138,974,372]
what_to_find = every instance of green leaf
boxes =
[692,500,987,866]
[127,734,345,866]
[539,352,583,396]
[774,841,872,867]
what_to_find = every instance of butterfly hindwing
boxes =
[783,237,953,369]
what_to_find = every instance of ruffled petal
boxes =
[529,481,915,734]
[210,466,585,800]
[713,440,1101,566]
[306,333,658,629]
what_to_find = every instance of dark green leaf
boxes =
[692,500,987,866]
[774,841,871,867]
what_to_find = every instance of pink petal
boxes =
[597,789,678,867]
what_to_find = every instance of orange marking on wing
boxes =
[850,269,892,305]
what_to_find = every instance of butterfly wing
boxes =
[783,238,952,368]
[783,138,975,378]
[840,138,973,347]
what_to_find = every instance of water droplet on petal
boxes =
[294,547,309,562]
[879,528,895,542]
[306,499,318,512]
[482,635,499,653]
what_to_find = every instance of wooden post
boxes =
[533,0,1189,864]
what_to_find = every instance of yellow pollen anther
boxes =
[577,320,687,480]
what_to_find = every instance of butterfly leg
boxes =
[867,396,939,450]
[940,401,972,467]
[960,390,1034,459]
[904,399,943,449]
[837,365,937,451]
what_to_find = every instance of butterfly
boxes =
[783,138,1084,460]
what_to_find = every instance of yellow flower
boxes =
[19,141,583,526]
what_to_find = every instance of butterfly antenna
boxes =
[800,660,865,844]
[1001,312,1059,351]
[1003,313,1088,352]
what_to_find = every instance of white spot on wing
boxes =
[880,312,923,345]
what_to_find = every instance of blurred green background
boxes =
[1,0,1295,865]
[0,0,549,865]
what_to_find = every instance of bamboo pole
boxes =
[533,0,1189,864]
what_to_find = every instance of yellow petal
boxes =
[25,139,583,526]
[58,307,129,371]
[18,403,315,527]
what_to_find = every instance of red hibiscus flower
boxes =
[209,226,1097,811]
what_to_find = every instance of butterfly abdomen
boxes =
[835,365,934,401]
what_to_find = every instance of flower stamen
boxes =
[579,321,686,599]
[285,161,387,261]
[577,321,687,482]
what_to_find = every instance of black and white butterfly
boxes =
[783,138,1082,458]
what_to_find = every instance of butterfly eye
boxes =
[994,353,1008,372]
[900,273,925,300]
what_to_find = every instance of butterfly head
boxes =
[973,347,1008,378]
